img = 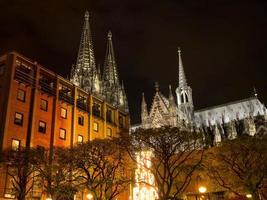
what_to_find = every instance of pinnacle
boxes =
[108,30,112,39]
[84,11,89,19]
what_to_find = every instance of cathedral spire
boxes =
[178,47,188,88]
[103,30,119,86]
[71,11,97,93]
[141,92,149,124]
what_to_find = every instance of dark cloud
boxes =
[0,0,267,124]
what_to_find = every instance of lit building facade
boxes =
[0,11,129,200]
[139,48,267,143]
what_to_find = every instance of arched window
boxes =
[181,94,184,103]
[185,93,189,103]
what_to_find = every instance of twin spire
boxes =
[70,11,128,111]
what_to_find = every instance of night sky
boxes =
[0,0,267,124]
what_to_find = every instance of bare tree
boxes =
[1,148,39,200]
[205,135,267,200]
[60,138,131,200]
[34,147,77,200]
[122,126,205,200]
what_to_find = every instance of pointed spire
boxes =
[155,82,159,92]
[178,47,188,88]
[103,30,119,86]
[71,11,97,92]
[141,92,149,119]
[169,85,176,106]
[253,87,258,98]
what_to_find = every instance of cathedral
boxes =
[138,48,267,143]
[70,11,128,112]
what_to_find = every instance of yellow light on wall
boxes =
[246,194,252,198]
[198,186,207,193]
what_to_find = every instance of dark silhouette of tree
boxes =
[122,126,205,200]
[205,135,267,200]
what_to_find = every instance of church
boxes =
[137,48,266,144]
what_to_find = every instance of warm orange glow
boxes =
[198,186,207,193]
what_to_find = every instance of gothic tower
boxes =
[70,11,101,95]
[141,93,149,129]
[175,47,194,123]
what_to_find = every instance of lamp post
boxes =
[198,186,207,194]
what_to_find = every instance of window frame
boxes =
[38,120,46,134]
[107,128,112,137]
[17,89,26,102]
[78,115,84,126]
[40,99,48,111]
[77,135,83,144]
[59,128,66,140]
[93,122,99,132]
[11,139,20,151]
[60,107,67,119]
[14,112,23,126]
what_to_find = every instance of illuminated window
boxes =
[14,112,23,126]
[40,99,48,111]
[38,121,46,133]
[78,115,84,126]
[11,139,20,151]
[59,128,66,140]
[77,135,83,144]
[93,122,99,132]
[60,108,67,119]
[107,128,112,137]
[17,89,25,102]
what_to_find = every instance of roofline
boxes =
[195,97,259,113]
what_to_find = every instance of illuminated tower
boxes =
[70,11,101,95]
[175,47,194,123]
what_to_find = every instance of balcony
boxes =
[59,91,74,105]
[14,68,35,86]
[39,79,56,96]
[77,99,89,112]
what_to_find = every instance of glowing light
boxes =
[86,193,94,199]
[198,186,207,193]
[133,150,158,200]
[46,197,52,200]
[246,194,252,198]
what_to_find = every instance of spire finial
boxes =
[253,87,258,98]
[108,30,112,40]
[85,11,89,19]
[155,82,159,92]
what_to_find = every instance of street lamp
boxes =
[86,193,94,200]
[46,196,52,200]
[198,186,207,194]
[246,194,252,199]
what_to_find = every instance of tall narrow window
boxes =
[38,121,46,133]
[40,99,48,111]
[60,108,67,118]
[93,122,99,132]
[77,135,83,144]
[59,128,66,140]
[92,102,101,117]
[107,128,112,138]
[14,112,23,126]
[106,109,113,123]
[11,139,20,151]
[78,115,84,126]
[119,115,124,128]
[17,89,26,102]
